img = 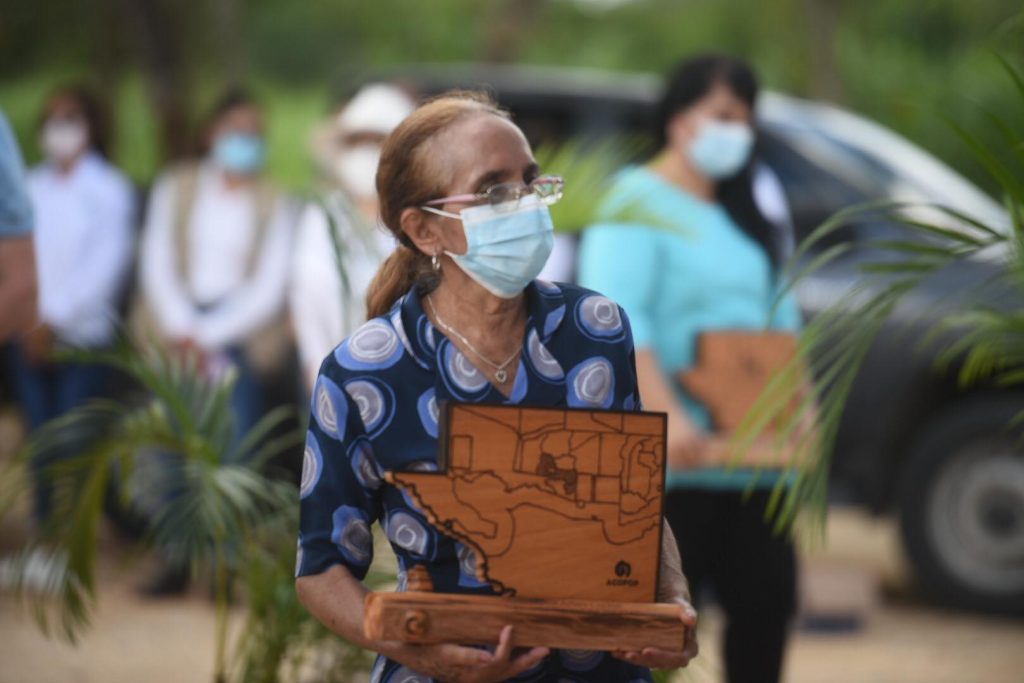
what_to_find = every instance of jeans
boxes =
[7,343,110,521]
[226,346,266,449]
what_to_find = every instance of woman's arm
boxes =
[0,235,37,341]
[657,518,690,604]
[635,348,709,468]
[612,520,699,670]
[579,224,709,469]
[296,565,549,682]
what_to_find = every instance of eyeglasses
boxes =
[420,174,564,218]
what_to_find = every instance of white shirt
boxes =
[28,152,135,347]
[140,163,295,351]
[289,194,395,387]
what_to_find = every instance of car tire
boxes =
[899,395,1024,615]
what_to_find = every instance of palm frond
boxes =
[534,136,649,233]
[5,340,298,655]
[737,55,1024,536]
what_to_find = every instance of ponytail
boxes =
[366,245,434,319]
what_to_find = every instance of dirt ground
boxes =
[1,412,1022,683]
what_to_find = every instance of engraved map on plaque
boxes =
[387,404,666,603]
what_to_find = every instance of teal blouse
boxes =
[578,166,801,490]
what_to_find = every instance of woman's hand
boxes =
[611,597,698,670]
[666,418,708,469]
[634,348,708,470]
[22,324,54,366]
[298,567,547,682]
[384,625,549,683]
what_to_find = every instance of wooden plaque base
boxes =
[363,591,685,652]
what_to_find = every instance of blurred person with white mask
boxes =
[10,85,135,521]
[289,83,416,391]
[139,88,297,440]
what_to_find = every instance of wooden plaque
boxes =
[364,587,685,651]
[364,404,684,650]
[390,404,666,602]
[679,331,806,467]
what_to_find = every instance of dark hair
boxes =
[198,87,261,154]
[366,91,510,319]
[655,54,780,267]
[39,84,111,158]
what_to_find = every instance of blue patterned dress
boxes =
[297,280,654,683]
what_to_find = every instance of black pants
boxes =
[665,489,797,683]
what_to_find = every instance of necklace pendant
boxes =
[494,369,508,384]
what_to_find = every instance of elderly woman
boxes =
[295,92,697,683]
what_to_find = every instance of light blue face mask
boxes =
[213,132,266,175]
[687,119,755,180]
[443,195,555,298]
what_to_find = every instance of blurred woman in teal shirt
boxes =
[578,55,799,683]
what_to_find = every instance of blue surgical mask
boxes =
[213,132,266,175]
[687,119,755,180]
[444,195,555,298]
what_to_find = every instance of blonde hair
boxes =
[365,91,509,319]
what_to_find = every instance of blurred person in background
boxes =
[139,88,297,439]
[0,109,37,342]
[8,86,135,522]
[135,87,297,596]
[578,54,801,683]
[290,82,416,391]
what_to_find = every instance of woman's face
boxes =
[415,113,538,255]
[40,94,91,162]
[665,82,753,152]
[208,103,267,175]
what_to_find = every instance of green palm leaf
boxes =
[737,55,1024,536]
[1,339,302,682]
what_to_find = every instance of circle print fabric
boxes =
[344,377,396,437]
[335,319,404,370]
[575,295,625,342]
[300,434,324,499]
[311,375,348,440]
[441,342,490,400]
[330,505,373,567]
[566,356,615,409]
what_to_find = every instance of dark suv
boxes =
[387,63,1023,615]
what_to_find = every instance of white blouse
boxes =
[28,152,135,347]
[289,194,395,389]
[140,163,296,351]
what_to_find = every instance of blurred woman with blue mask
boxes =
[134,88,297,595]
[139,87,297,446]
[578,54,803,683]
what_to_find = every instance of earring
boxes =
[431,253,440,272]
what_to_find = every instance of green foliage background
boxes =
[1,0,1022,194]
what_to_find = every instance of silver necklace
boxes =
[426,295,520,384]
